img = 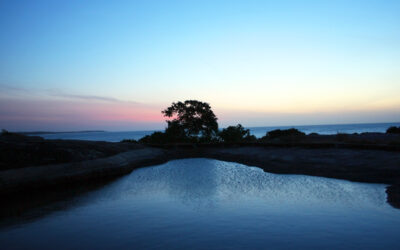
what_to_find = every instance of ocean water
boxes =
[250,122,400,138]
[1,159,399,249]
[34,122,400,142]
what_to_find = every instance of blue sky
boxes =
[0,0,399,131]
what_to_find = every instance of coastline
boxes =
[1,140,400,209]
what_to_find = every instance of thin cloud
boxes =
[46,89,140,104]
[0,84,31,94]
[52,92,141,104]
[54,93,121,102]
[0,85,140,104]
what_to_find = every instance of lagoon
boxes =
[1,159,399,249]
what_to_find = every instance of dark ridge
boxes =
[20,130,106,135]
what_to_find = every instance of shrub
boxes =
[139,132,168,144]
[263,128,305,139]
[138,130,199,144]
[1,129,10,135]
[120,139,138,143]
[219,124,256,143]
[386,126,400,134]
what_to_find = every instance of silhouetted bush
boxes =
[262,128,305,140]
[1,129,11,135]
[1,129,25,139]
[121,139,138,143]
[387,126,400,134]
[219,124,256,143]
[139,132,168,144]
[138,130,200,144]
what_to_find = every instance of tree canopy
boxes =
[162,100,218,139]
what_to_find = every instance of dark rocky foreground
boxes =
[0,132,143,171]
[1,133,400,210]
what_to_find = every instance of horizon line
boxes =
[8,121,400,134]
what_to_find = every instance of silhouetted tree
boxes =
[162,100,218,139]
[219,124,256,143]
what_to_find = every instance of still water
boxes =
[1,159,400,249]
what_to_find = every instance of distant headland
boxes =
[20,130,106,135]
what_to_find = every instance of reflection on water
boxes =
[123,160,386,209]
[1,159,400,249]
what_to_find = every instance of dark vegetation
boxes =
[219,124,256,143]
[120,139,138,143]
[387,126,400,134]
[162,100,219,138]
[122,100,400,147]
[136,100,307,144]
[139,100,219,144]
[261,128,305,140]
[1,129,11,135]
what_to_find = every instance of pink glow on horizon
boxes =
[1,96,399,131]
[0,97,165,131]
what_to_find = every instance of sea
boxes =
[33,122,400,142]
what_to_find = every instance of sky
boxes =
[0,0,399,131]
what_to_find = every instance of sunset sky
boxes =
[1,0,399,131]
